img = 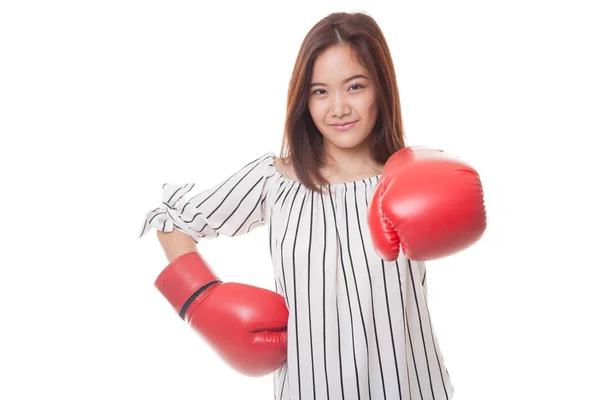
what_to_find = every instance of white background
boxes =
[1,0,599,399]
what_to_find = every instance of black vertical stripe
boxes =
[319,190,331,400]
[280,184,302,308]
[279,363,289,400]
[329,187,346,400]
[429,322,450,399]
[328,186,362,400]
[274,179,298,399]
[336,298,345,400]
[291,191,307,399]
[400,261,424,400]
[269,197,274,259]
[418,264,450,399]
[395,260,423,400]
[264,178,283,250]
[307,191,317,399]
[272,177,293,262]
[407,260,437,399]
[381,259,403,399]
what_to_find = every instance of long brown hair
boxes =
[280,11,406,192]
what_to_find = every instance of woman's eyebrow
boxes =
[309,74,369,88]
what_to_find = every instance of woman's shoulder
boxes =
[273,155,299,182]
[227,151,297,185]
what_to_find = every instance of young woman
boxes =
[140,11,456,400]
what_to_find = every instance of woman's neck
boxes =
[320,146,383,183]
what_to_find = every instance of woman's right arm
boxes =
[156,229,197,263]
[138,153,277,257]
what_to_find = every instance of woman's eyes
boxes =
[312,84,365,95]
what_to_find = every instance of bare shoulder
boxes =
[273,156,299,181]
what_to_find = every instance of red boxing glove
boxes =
[155,252,288,377]
[368,146,487,261]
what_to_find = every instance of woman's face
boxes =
[307,44,378,155]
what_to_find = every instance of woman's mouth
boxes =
[331,121,357,131]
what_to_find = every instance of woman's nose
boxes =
[331,93,350,117]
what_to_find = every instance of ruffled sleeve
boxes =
[138,152,277,242]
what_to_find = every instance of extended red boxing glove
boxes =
[155,252,288,377]
[368,146,486,261]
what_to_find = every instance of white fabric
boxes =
[139,152,455,400]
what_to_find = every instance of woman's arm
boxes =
[139,154,276,254]
[156,229,197,262]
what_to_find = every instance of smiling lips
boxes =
[331,121,358,131]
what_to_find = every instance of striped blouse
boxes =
[139,152,455,400]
